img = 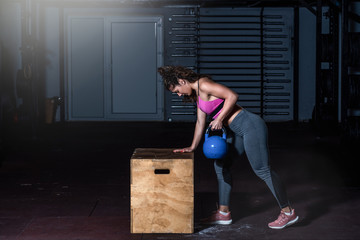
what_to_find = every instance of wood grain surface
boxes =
[130,148,194,233]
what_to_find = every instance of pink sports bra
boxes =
[198,97,224,119]
[197,79,224,119]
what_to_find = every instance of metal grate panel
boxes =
[165,7,294,122]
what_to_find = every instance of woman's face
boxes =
[169,79,192,97]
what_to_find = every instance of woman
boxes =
[157,66,299,229]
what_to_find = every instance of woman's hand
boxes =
[210,119,223,130]
[173,147,194,153]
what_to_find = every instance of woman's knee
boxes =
[214,159,223,174]
[214,159,233,185]
[253,166,271,181]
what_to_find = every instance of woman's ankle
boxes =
[282,206,292,213]
[219,205,230,213]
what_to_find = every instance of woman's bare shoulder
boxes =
[199,77,220,91]
[199,76,213,83]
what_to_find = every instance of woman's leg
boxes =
[201,156,233,225]
[229,110,298,228]
[229,110,290,209]
[241,112,290,209]
[214,157,233,209]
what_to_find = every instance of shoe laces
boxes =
[275,211,287,223]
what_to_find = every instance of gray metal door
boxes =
[66,15,163,121]
[67,18,105,120]
[107,16,164,121]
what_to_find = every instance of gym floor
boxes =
[0,121,359,240]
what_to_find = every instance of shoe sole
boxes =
[203,219,233,225]
[268,216,299,230]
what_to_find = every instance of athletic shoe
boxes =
[268,209,299,229]
[201,210,232,225]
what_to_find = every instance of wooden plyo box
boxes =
[130,148,194,234]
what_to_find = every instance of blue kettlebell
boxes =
[203,126,228,159]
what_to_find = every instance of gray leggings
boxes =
[214,109,290,209]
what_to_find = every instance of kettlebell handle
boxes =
[205,126,227,140]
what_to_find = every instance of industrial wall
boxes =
[0,0,358,124]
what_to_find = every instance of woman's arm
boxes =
[173,107,207,153]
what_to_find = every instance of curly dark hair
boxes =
[157,66,210,102]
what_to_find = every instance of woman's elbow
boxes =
[230,92,238,103]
